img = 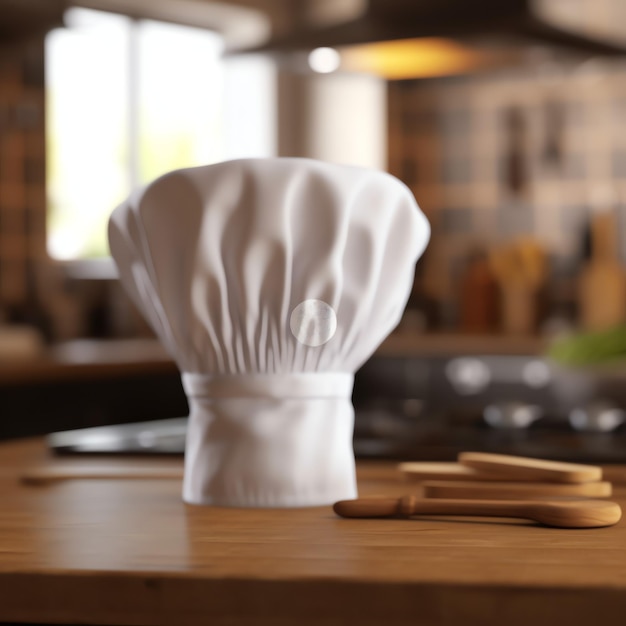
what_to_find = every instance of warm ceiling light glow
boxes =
[308,47,341,73]
[340,38,490,80]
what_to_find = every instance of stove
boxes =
[352,354,626,463]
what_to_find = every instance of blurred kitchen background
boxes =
[4,0,626,461]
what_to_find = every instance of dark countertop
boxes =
[0,333,546,386]
[0,339,184,441]
[0,338,176,385]
[0,332,548,444]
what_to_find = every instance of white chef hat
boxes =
[109,158,429,507]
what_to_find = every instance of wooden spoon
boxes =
[458,452,602,484]
[333,496,621,528]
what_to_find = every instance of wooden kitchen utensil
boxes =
[333,496,621,528]
[458,452,602,483]
[488,237,546,335]
[21,465,184,485]
[398,461,520,482]
[578,205,626,332]
[421,479,612,500]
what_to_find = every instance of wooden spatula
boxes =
[458,452,602,483]
[398,462,516,482]
[421,479,612,500]
[333,496,621,528]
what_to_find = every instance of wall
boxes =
[278,70,387,171]
[388,59,626,309]
[0,41,50,329]
[0,36,94,342]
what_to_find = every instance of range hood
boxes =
[0,0,66,46]
[232,0,626,58]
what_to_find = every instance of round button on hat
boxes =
[109,158,430,507]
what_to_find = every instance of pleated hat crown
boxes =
[109,158,429,375]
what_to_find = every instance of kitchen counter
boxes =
[0,338,177,385]
[1,439,626,625]
[0,333,547,442]
[0,340,185,441]
[0,333,545,386]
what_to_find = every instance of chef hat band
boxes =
[183,393,356,507]
[182,372,354,400]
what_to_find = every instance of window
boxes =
[46,8,274,260]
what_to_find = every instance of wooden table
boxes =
[1,439,626,625]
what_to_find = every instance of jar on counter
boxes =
[459,250,498,333]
